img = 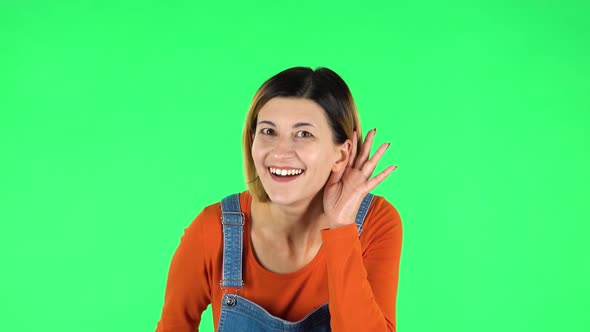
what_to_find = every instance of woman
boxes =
[156,66,402,331]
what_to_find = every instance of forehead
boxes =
[257,97,327,125]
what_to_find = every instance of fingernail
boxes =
[387,143,391,148]
[374,128,377,133]
[393,165,398,170]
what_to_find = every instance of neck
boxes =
[251,191,328,244]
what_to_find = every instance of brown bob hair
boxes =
[243,66,364,203]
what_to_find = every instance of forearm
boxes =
[321,224,397,332]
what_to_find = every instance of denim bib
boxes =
[217,192,374,332]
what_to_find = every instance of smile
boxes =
[267,167,305,182]
[269,167,304,176]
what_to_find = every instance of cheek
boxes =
[313,150,339,169]
[251,141,269,166]
[251,144,261,163]
[302,149,332,169]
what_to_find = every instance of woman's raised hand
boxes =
[322,128,397,229]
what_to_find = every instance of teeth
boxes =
[269,167,303,176]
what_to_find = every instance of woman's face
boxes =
[251,97,349,206]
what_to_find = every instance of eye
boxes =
[296,131,313,138]
[260,128,274,135]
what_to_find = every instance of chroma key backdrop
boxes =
[1,1,588,331]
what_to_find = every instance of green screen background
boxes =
[1,1,588,331]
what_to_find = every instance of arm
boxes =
[321,199,403,332]
[156,209,212,332]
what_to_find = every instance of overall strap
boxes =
[355,193,375,236]
[220,193,244,290]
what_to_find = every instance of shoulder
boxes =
[361,194,403,242]
[183,191,250,249]
[367,194,402,225]
[186,201,222,233]
[181,199,223,254]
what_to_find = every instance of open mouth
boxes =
[267,167,305,182]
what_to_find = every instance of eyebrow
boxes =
[257,120,316,129]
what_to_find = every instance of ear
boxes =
[331,139,352,173]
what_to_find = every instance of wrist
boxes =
[328,221,354,229]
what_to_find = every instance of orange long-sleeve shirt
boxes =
[156,190,403,331]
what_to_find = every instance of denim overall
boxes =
[217,192,375,332]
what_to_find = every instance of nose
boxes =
[271,135,296,158]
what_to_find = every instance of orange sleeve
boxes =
[156,207,213,332]
[320,197,403,332]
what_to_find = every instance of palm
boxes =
[322,128,396,227]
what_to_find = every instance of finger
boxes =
[347,129,358,168]
[361,142,390,178]
[355,128,376,170]
[366,165,397,192]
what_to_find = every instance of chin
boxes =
[266,188,323,207]
[265,191,300,205]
